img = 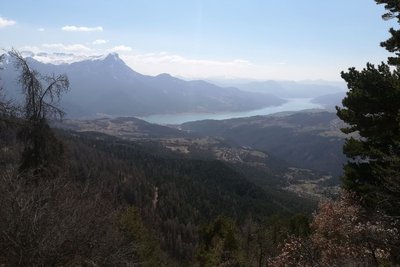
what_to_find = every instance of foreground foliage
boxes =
[270,192,398,267]
[1,52,314,265]
[273,1,400,265]
[336,0,400,217]
[0,167,138,266]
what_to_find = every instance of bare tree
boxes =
[0,54,18,118]
[5,49,69,175]
[0,164,138,266]
[0,52,142,265]
[8,49,69,121]
[0,89,18,118]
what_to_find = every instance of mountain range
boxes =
[0,51,350,264]
[0,52,285,118]
[1,51,349,120]
[212,79,346,98]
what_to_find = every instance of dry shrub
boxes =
[269,192,398,267]
[0,166,138,266]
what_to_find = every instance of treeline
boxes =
[2,0,400,264]
[0,123,171,265]
[0,51,315,265]
[0,98,314,266]
[269,0,400,266]
[61,129,315,263]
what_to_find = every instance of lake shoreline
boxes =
[138,98,324,125]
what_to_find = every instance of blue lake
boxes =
[138,98,322,125]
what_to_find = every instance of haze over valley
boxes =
[1,51,345,123]
[1,1,399,266]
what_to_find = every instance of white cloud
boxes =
[0,16,16,28]
[14,44,340,80]
[15,45,90,64]
[92,39,108,45]
[33,53,93,65]
[42,43,92,53]
[120,51,345,80]
[121,51,264,79]
[61,25,103,32]
[19,46,41,54]
[125,52,252,67]
[37,28,45,32]
[121,51,341,80]
[110,45,132,52]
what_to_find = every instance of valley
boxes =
[0,49,352,265]
[2,1,400,265]
[60,110,344,200]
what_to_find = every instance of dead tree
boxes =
[8,49,69,176]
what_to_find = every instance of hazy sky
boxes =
[0,0,396,81]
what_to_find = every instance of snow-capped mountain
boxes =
[19,51,111,65]
[0,52,285,118]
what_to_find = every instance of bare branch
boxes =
[7,49,69,122]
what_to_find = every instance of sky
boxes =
[0,0,396,81]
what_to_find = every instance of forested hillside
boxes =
[0,113,316,265]
[1,0,400,265]
[182,111,347,178]
[62,115,341,199]
[0,50,315,265]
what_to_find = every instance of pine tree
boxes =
[335,15,400,266]
[377,0,400,66]
[336,1,400,216]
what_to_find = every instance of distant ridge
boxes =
[0,52,285,118]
